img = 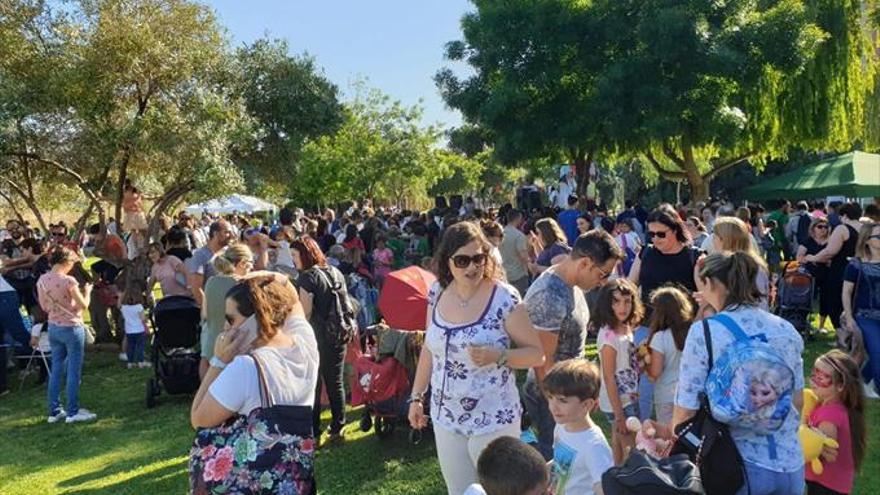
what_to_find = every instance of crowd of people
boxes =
[1,184,878,495]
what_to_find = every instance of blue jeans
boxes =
[522,378,554,461]
[857,315,880,395]
[634,326,653,421]
[735,462,804,495]
[47,324,86,416]
[0,290,31,393]
[126,332,146,363]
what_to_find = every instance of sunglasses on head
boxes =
[452,253,487,269]
[647,230,669,239]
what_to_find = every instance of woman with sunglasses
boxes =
[200,244,254,379]
[190,273,319,493]
[408,222,545,495]
[842,222,880,398]
[627,206,700,311]
[804,202,863,330]
[797,218,833,330]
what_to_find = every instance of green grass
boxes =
[0,334,877,494]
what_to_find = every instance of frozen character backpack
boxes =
[704,314,795,434]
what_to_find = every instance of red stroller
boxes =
[355,267,436,443]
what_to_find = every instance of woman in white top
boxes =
[408,222,544,495]
[190,272,319,427]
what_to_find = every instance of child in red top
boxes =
[805,350,866,495]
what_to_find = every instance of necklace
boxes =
[452,282,480,308]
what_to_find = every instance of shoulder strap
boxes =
[711,313,749,342]
[251,352,273,408]
[315,267,339,291]
[702,318,714,370]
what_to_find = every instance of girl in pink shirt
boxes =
[372,235,393,288]
[805,350,866,495]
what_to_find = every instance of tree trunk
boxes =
[680,143,710,204]
[571,149,594,199]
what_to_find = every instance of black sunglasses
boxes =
[647,230,668,239]
[452,253,488,269]
[815,225,829,230]
[52,233,66,237]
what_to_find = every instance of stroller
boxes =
[776,261,815,339]
[355,323,430,443]
[145,295,201,408]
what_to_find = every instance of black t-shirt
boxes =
[91,259,121,284]
[801,237,828,280]
[638,245,700,309]
[297,265,347,325]
[2,238,20,258]
[166,247,192,262]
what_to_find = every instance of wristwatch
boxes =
[209,356,227,369]
[408,391,426,405]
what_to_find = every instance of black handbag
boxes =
[669,319,746,495]
[602,450,704,495]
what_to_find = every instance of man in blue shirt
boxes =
[558,195,581,246]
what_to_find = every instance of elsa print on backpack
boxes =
[704,314,795,434]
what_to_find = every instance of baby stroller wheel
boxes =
[146,378,158,408]
[359,412,373,432]
[375,417,395,438]
[409,428,423,445]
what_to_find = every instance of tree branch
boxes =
[705,152,754,180]
[644,152,689,180]
[661,140,685,169]
[0,188,26,225]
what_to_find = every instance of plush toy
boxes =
[798,388,838,475]
[626,417,670,458]
[799,424,839,475]
[636,342,651,371]
[801,388,820,424]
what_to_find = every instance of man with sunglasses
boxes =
[521,229,624,460]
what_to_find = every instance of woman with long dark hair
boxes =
[292,236,352,445]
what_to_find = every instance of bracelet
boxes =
[209,356,227,369]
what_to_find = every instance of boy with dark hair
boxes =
[464,436,549,495]
[543,359,613,495]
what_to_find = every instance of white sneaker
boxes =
[127,363,134,369]
[865,382,880,399]
[65,409,97,423]
[47,410,67,424]
[118,352,128,362]
[139,362,152,368]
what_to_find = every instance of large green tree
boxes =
[436,0,604,197]
[293,86,443,208]
[234,38,344,198]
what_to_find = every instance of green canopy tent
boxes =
[742,151,880,200]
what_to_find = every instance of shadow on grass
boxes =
[60,459,188,495]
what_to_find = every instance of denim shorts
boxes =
[603,403,640,424]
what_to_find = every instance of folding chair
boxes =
[18,347,51,391]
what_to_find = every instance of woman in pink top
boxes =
[36,247,97,424]
[146,243,191,298]
[805,350,865,495]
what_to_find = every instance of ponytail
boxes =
[225,275,297,344]
[699,251,763,308]
[213,243,253,275]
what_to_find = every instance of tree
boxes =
[429,150,485,198]
[594,0,877,201]
[436,0,605,197]
[233,38,344,198]
[292,85,443,208]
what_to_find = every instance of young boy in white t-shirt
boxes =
[543,359,614,495]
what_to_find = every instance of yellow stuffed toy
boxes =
[799,389,839,475]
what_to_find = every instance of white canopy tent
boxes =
[184,194,278,215]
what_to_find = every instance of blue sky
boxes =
[208,0,473,130]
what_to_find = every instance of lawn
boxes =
[0,334,877,494]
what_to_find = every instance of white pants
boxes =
[433,423,520,495]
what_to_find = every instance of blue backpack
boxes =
[704,314,795,434]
